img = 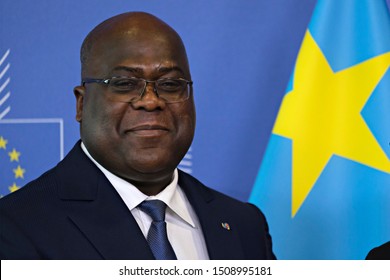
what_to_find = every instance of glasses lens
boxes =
[105,77,190,103]
[108,77,142,102]
[156,79,189,103]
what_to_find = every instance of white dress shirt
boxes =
[81,143,209,260]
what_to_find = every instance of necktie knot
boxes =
[139,200,167,222]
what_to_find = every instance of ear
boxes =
[74,86,85,122]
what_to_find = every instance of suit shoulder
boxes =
[366,241,390,260]
[178,170,265,216]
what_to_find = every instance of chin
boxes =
[129,148,181,170]
[131,161,176,175]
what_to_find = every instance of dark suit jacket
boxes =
[366,241,390,260]
[0,141,275,260]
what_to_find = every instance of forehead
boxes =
[84,23,190,78]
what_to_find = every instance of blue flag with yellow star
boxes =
[250,0,390,259]
[0,120,63,198]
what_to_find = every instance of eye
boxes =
[110,78,140,91]
[157,79,183,92]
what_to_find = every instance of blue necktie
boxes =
[138,200,177,260]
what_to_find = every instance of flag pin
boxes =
[221,222,231,230]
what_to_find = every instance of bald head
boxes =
[80,12,189,78]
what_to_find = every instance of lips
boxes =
[127,124,169,136]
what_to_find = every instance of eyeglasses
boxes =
[82,76,193,103]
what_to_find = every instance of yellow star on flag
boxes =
[9,183,20,193]
[8,148,21,162]
[273,31,390,217]
[0,136,7,149]
[13,165,26,179]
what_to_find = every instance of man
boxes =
[366,241,390,260]
[0,12,275,260]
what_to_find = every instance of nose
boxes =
[130,82,166,111]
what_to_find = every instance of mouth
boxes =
[127,124,170,137]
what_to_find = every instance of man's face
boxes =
[74,24,195,192]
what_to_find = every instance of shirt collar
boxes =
[81,142,195,228]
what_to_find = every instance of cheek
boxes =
[81,94,127,139]
[174,105,196,143]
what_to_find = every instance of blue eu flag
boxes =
[0,120,63,198]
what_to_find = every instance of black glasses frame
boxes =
[82,76,193,103]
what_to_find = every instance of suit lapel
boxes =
[56,142,154,260]
[178,171,245,260]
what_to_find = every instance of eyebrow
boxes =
[110,65,185,75]
[110,66,144,74]
[158,66,185,75]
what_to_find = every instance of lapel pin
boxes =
[221,222,231,230]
